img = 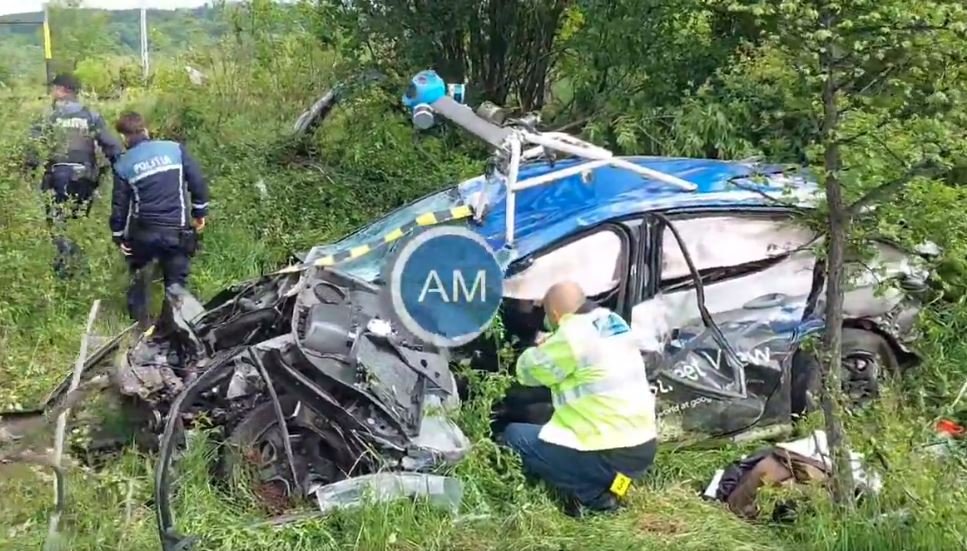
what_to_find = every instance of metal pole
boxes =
[43,3,53,85]
[140,2,149,81]
[505,137,521,246]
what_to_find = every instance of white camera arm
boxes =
[428,96,697,245]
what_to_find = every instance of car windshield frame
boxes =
[303,184,476,283]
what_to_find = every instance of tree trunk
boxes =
[819,8,857,509]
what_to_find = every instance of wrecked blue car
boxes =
[0,72,935,550]
[303,154,932,442]
[300,73,934,443]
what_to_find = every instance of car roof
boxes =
[459,155,821,263]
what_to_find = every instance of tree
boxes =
[323,0,572,111]
[722,0,967,505]
[556,0,745,125]
[48,2,121,68]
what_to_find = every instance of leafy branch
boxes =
[847,160,948,217]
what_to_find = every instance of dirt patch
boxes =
[636,512,687,535]
[255,480,291,516]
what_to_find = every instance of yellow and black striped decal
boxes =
[276,205,474,274]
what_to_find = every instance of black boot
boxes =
[563,492,620,518]
[127,267,152,331]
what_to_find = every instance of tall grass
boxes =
[1,20,966,551]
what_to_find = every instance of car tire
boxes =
[790,328,899,415]
[219,396,345,506]
[219,399,295,492]
[841,327,899,404]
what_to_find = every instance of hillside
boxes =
[0,6,226,83]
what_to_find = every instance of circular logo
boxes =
[388,227,503,347]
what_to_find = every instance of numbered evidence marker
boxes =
[610,472,633,498]
[388,227,504,347]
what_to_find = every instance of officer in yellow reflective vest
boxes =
[501,281,658,515]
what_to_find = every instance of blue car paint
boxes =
[300,154,918,433]
[310,155,831,365]
[312,156,820,282]
[462,156,818,262]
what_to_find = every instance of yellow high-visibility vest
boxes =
[516,307,657,451]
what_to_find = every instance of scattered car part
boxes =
[705,430,881,520]
[312,473,463,516]
[293,70,386,138]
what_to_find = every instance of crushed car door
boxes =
[631,210,819,441]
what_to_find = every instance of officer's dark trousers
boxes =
[42,166,96,226]
[126,225,191,325]
[42,167,97,278]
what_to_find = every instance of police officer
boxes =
[26,73,124,276]
[27,73,123,217]
[110,111,210,328]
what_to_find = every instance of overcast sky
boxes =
[0,1,212,17]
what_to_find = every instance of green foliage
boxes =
[1,1,967,549]
[322,0,571,110]
[71,56,145,97]
[48,2,121,68]
[0,4,227,84]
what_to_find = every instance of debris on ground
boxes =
[704,430,881,519]
[312,473,464,515]
[923,418,966,457]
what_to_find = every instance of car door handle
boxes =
[743,293,789,310]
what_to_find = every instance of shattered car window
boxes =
[304,186,473,282]
[661,215,816,281]
[503,229,624,300]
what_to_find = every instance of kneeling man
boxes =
[502,281,658,514]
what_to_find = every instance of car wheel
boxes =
[840,328,898,405]
[220,397,346,511]
[790,328,899,414]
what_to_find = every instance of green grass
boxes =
[2,86,967,551]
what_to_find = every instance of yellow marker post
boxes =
[43,4,53,84]
[42,22,52,59]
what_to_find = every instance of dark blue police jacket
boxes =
[110,139,210,238]
[28,100,123,170]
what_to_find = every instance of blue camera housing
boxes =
[402,70,447,109]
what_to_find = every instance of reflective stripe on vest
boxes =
[535,308,657,451]
[518,347,570,386]
[552,376,640,408]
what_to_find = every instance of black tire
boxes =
[790,328,899,415]
[219,398,288,482]
[840,327,899,404]
[219,396,349,504]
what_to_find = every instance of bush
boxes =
[74,56,144,97]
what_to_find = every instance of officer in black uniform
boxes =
[110,111,210,328]
[27,73,123,218]
[25,73,124,276]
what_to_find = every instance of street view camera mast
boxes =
[401,70,697,246]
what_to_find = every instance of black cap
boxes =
[51,73,81,93]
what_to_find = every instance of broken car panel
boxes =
[0,71,938,551]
